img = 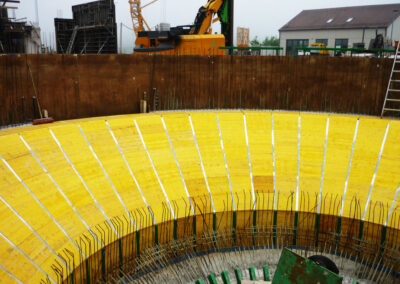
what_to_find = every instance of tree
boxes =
[262,36,280,46]
[250,36,260,46]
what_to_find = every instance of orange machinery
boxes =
[129,0,233,55]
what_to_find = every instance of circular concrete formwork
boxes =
[0,111,399,283]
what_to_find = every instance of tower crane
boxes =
[129,0,158,38]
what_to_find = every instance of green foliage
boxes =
[250,36,260,46]
[250,36,280,47]
[263,36,280,46]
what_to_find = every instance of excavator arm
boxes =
[191,0,225,34]
[190,0,233,47]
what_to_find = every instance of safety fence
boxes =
[296,47,396,58]
[43,191,400,284]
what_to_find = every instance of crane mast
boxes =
[129,0,158,37]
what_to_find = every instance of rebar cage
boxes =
[47,190,400,283]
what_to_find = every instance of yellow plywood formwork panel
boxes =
[218,112,252,211]
[49,124,126,223]
[244,111,274,210]
[273,112,298,210]
[322,116,357,216]
[134,116,192,218]
[0,134,82,257]
[343,118,389,220]
[0,110,399,283]
[299,113,329,212]
[369,120,400,225]
[161,113,209,214]
[78,120,147,219]
[106,118,166,222]
[20,128,106,229]
[190,112,230,212]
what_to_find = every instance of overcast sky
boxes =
[15,0,399,52]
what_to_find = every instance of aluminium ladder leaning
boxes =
[381,44,400,117]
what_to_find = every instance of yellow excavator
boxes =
[129,0,233,54]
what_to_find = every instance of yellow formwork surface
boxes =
[190,112,231,212]
[218,112,252,211]
[322,116,356,216]
[273,112,299,209]
[0,110,400,283]
[343,118,389,219]
[244,111,273,206]
[161,113,209,213]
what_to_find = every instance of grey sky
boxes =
[16,0,399,52]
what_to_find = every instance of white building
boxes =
[279,3,400,55]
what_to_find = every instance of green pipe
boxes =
[336,217,342,246]
[232,211,237,244]
[234,268,243,284]
[221,271,231,284]
[193,215,197,252]
[155,224,159,246]
[315,214,321,247]
[293,211,299,246]
[101,247,106,280]
[85,258,90,284]
[118,238,123,277]
[173,219,178,241]
[358,221,364,243]
[252,210,257,246]
[273,210,278,247]
[263,265,271,281]
[380,226,387,255]
[207,273,218,284]
[136,230,140,260]
[249,266,257,280]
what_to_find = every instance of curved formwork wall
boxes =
[0,111,400,283]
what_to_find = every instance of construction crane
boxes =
[131,0,234,55]
[129,0,158,38]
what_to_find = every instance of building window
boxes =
[326,18,334,23]
[335,39,348,49]
[316,39,328,47]
[286,39,309,56]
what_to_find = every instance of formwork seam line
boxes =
[134,120,176,220]
[318,118,330,214]
[243,114,256,210]
[49,129,119,238]
[271,114,277,211]
[160,117,195,215]
[340,119,359,217]
[0,232,56,284]
[0,155,78,267]
[19,135,102,249]
[78,124,135,229]
[216,115,236,211]
[296,116,301,212]
[0,190,70,274]
[0,263,23,284]
[386,183,400,226]
[188,114,216,213]
[105,120,150,227]
[362,123,390,221]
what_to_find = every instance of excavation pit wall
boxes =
[0,54,393,127]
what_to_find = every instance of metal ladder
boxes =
[66,26,79,54]
[381,44,400,117]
